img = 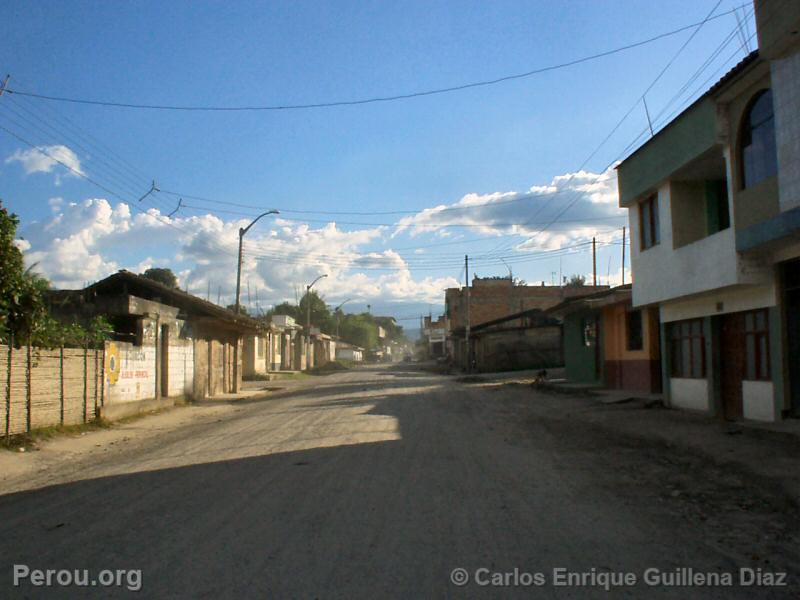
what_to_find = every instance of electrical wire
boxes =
[4,5,749,112]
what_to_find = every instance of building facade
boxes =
[548,285,661,393]
[617,1,800,421]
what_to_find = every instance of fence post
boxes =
[94,349,99,416]
[5,337,12,444]
[26,344,32,433]
[60,346,65,426]
[100,344,105,408]
[83,345,88,423]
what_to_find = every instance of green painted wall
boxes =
[618,98,717,206]
[563,311,601,384]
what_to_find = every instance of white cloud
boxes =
[16,165,628,310]
[6,145,84,184]
[19,198,459,307]
[394,166,624,251]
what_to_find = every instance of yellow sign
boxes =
[105,343,120,385]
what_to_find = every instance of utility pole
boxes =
[465,254,471,373]
[206,280,211,302]
[234,209,279,392]
[217,286,221,305]
[305,274,328,369]
[621,226,627,286]
[592,237,597,288]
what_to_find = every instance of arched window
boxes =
[740,89,777,189]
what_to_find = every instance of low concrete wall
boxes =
[99,396,181,421]
[743,380,776,421]
[669,377,710,412]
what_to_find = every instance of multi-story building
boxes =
[422,315,448,358]
[616,0,800,422]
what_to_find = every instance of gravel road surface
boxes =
[0,363,797,598]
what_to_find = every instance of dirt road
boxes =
[0,363,798,598]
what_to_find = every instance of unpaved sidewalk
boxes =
[471,375,800,499]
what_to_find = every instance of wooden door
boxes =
[720,313,745,420]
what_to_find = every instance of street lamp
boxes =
[233,209,279,393]
[333,298,353,338]
[235,210,280,314]
[305,274,328,367]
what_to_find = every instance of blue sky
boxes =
[0,0,756,322]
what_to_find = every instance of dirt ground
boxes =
[0,363,798,598]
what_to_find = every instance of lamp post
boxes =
[333,298,353,338]
[233,209,279,392]
[305,274,328,368]
[235,210,279,314]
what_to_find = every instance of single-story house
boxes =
[47,270,259,418]
[336,342,363,362]
[461,308,562,373]
[547,284,662,393]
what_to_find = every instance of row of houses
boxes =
[44,270,366,421]
[432,1,800,424]
[241,315,366,377]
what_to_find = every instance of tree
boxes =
[0,201,112,347]
[565,274,586,287]
[142,267,178,289]
[0,201,46,344]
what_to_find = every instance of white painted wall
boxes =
[167,342,194,397]
[772,52,800,211]
[106,342,157,405]
[630,183,772,308]
[659,283,777,323]
[336,348,363,362]
[742,380,777,421]
[669,378,711,413]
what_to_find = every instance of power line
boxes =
[5,6,748,112]
[482,0,729,260]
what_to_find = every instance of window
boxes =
[705,179,730,234]
[640,194,660,250]
[741,89,777,189]
[626,310,643,351]
[582,316,597,347]
[670,319,705,378]
[744,309,770,380]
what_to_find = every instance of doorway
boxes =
[720,313,745,420]
[784,260,800,416]
[160,324,169,398]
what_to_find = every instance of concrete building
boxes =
[445,276,608,369]
[311,328,336,368]
[617,1,800,421]
[463,309,562,373]
[336,342,364,363]
[242,315,306,376]
[422,315,448,358]
[548,285,661,393]
[47,271,258,418]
